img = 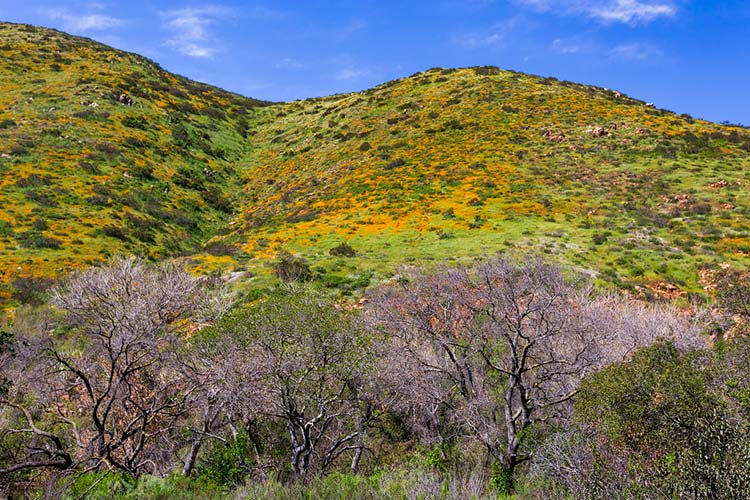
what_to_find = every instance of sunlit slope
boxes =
[0,22,268,300]
[223,67,750,294]
[1,21,749,301]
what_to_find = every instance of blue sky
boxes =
[1,1,748,124]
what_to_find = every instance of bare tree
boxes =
[369,257,606,482]
[467,258,604,475]
[176,339,239,479]
[0,317,73,479]
[367,267,476,452]
[0,257,208,483]
[370,256,708,488]
[528,424,635,500]
[716,268,750,334]
[585,292,704,364]
[205,289,379,480]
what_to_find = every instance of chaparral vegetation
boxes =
[1,21,750,500]
[2,256,750,499]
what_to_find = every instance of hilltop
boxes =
[1,22,750,302]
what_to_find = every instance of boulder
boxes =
[592,126,608,137]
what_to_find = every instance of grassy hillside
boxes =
[1,23,749,303]
[222,67,750,296]
[0,22,268,302]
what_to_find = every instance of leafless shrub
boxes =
[367,255,702,484]
[585,292,705,365]
[527,425,638,500]
[368,257,603,479]
[0,257,210,485]
[197,289,382,480]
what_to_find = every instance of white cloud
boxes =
[550,37,663,61]
[609,42,663,60]
[333,67,369,81]
[338,19,367,39]
[551,37,592,54]
[453,30,505,49]
[160,5,234,58]
[591,0,675,23]
[452,17,521,49]
[275,58,304,70]
[518,0,675,24]
[43,8,124,32]
[245,7,285,20]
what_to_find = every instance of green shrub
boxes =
[473,65,502,76]
[0,220,13,238]
[25,189,58,207]
[318,272,371,292]
[236,117,250,137]
[592,231,610,245]
[10,275,56,304]
[553,340,750,499]
[272,252,312,282]
[0,118,16,129]
[672,412,750,499]
[384,158,405,170]
[195,436,255,489]
[63,473,225,500]
[284,210,319,224]
[64,472,134,500]
[329,242,356,257]
[130,164,154,179]
[15,173,51,188]
[201,105,226,120]
[125,213,162,243]
[577,340,716,450]
[102,224,128,240]
[32,217,48,230]
[121,115,149,130]
[490,463,513,495]
[203,186,234,214]
[78,160,101,174]
[173,166,205,191]
[202,242,237,256]
[15,230,62,249]
[468,215,485,229]
[171,121,192,148]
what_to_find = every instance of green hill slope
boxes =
[222,67,750,295]
[1,23,749,302]
[0,22,268,302]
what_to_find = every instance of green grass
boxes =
[61,468,506,500]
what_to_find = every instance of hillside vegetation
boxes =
[2,256,750,499]
[1,22,750,303]
[229,66,750,296]
[0,23,268,303]
[3,21,750,500]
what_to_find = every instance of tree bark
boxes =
[182,440,202,477]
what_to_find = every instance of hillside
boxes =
[1,22,750,302]
[222,67,750,296]
[0,23,268,302]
